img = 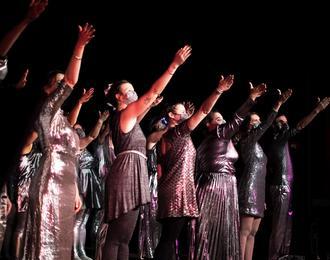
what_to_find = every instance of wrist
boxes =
[215,88,223,95]
[167,63,178,75]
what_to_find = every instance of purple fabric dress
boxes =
[193,98,254,260]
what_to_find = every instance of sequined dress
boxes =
[16,142,42,212]
[157,121,199,220]
[76,128,102,209]
[193,98,254,260]
[267,127,299,260]
[23,82,79,260]
[238,110,277,218]
[138,146,162,258]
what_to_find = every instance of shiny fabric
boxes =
[0,57,8,81]
[193,99,254,260]
[238,110,277,218]
[16,143,42,212]
[105,111,150,222]
[157,121,199,219]
[94,137,116,260]
[76,128,102,209]
[23,82,79,260]
[0,188,8,251]
[194,173,240,260]
[12,143,42,259]
[267,127,298,259]
[268,185,292,260]
[138,147,162,259]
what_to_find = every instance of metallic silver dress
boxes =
[193,98,254,260]
[238,110,277,218]
[23,82,79,260]
[267,126,299,260]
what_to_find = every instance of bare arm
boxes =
[64,23,95,88]
[296,97,330,130]
[146,127,168,150]
[21,130,38,155]
[79,111,109,150]
[121,45,191,133]
[0,0,48,57]
[67,88,94,126]
[137,96,164,123]
[187,74,234,131]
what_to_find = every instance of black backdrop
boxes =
[1,1,329,258]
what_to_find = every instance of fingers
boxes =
[249,81,254,89]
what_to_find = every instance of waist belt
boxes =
[117,150,147,160]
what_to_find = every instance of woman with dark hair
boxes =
[193,83,266,260]
[267,97,330,260]
[102,45,191,260]
[236,87,292,260]
[23,23,95,260]
[153,74,234,260]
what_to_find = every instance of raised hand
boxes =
[15,68,29,89]
[77,23,95,46]
[278,88,293,104]
[25,0,48,22]
[79,88,94,104]
[98,110,110,123]
[217,74,234,92]
[249,82,267,101]
[151,96,164,107]
[316,97,330,112]
[183,101,195,117]
[172,45,192,67]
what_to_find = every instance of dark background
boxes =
[1,0,329,259]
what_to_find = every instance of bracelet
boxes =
[215,88,223,95]
[74,55,82,60]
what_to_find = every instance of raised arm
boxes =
[121,45,191,132]
[250,88,292,142]
[79,110,110,150]
[67,88,94,126]
[187,74,234,131]
[64,23,95,88]
[137,95,164,123]
[296,97,330,130]
[219,83,267,139]
[0,0,48,57]
[21,130,38,155]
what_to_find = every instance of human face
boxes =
[44,73,64,95]
[118,82,138,104]
[249,113,261,128]
[207,112,225,131]
[169,103,188,125]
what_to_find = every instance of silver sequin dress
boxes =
[23,82,79,260]
[238,110,277,218]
